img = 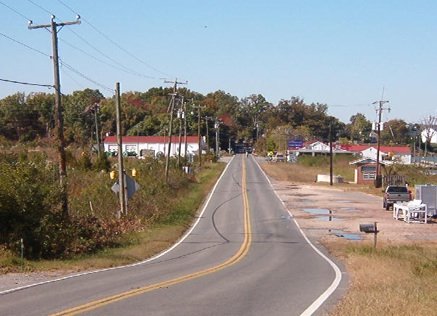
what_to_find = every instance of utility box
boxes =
[415,185,437,216]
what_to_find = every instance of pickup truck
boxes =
[383,185,412,210]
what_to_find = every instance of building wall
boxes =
[104,141,199,157]
[356,163,377,185]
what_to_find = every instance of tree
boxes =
[380,119,409,145]
[237,94,272,142]
[0,93,45,141]
[420,115,437,155]
[346,113,372,143]
[27,92,55,138]
[63,89,104,145]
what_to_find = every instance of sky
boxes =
[1,0,437,124]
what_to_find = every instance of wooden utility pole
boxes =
[92,103,101,156]
[28,15,80,218]
[177,96,184,167]
[183,100,188,159]
[329,121,333,186]
[115,82,126,217]
[164,79,187,182]
[191,103,203,167]
[372,99,390,188]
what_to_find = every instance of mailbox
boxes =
[360,223,377,233]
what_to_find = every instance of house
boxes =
[103,135,201,158]
[340,144,412,164]
[349,157,390,184]
[290,141,351,156]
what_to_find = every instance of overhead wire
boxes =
[55,0,172,78]
[26,0,54,16]
[65,29,155,79]
[57,37,140,75]
[0,31,50,58]
[59,59,114,93]
[0,78,53,89]
[1,0,161,95]
[0,0,32,21]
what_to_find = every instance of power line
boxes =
[26,0,55,16]
[0,0,32,21]
[59,60,114,93]
[58,37,141,77]
[56,0,172,78]
[0,77,53,88]
[0,31,50,58]
[66,29,156,79]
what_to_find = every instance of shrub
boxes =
[0,152,62,259]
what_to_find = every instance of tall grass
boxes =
[332,244,437,315]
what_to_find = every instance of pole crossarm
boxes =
[372,99,390,188]
[28,14,81,218]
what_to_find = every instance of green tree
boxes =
[0,93,44,141]
[347,113,372,142]
[63,89,104,145]
[380,119,409,145]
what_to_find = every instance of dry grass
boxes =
[261,159,437,315]
[330,244,437,316]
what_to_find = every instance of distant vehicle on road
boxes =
[383,185,412,210]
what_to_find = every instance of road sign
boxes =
[288,140,304,148]
[125,174,140,199]
[111,173,140,199]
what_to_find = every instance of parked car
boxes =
[383,185,412,210]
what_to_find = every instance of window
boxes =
[361,165,376,180]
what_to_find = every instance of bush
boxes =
[0,152,62,259]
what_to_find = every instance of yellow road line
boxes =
[53,157,251,316]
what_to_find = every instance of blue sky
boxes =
[1,0,436,123]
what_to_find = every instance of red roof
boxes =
[340,144,411,154]
[103,135,200,144]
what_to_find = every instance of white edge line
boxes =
[254,158,342,316]
[0,156,235,296]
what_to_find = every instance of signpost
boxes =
[111,172,140,215]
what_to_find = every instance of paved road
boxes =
[0,155,343,315]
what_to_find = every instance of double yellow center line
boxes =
[54,157,252,315]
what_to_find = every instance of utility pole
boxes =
[28,15,80,219]
[329,121,333,186]
[177,96,184,167]
[183,100,188,159]
[164,79,187,182]
[115,83,126,217]
[372,99,390,188]
[192,102,203,167]
[214,118,220,158]
[205,116,210,153]
[92,103,101,156]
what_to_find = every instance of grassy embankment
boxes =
[0,161,225,274]
[261,155,437,315]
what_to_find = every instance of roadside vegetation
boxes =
[261,156,437,315]
[331,244,437,315]
[0,148,224,273]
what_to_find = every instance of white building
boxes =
[103,135,201,158]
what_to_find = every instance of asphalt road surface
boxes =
[0,154,343,316]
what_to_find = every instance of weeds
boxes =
[331,244,437,315]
